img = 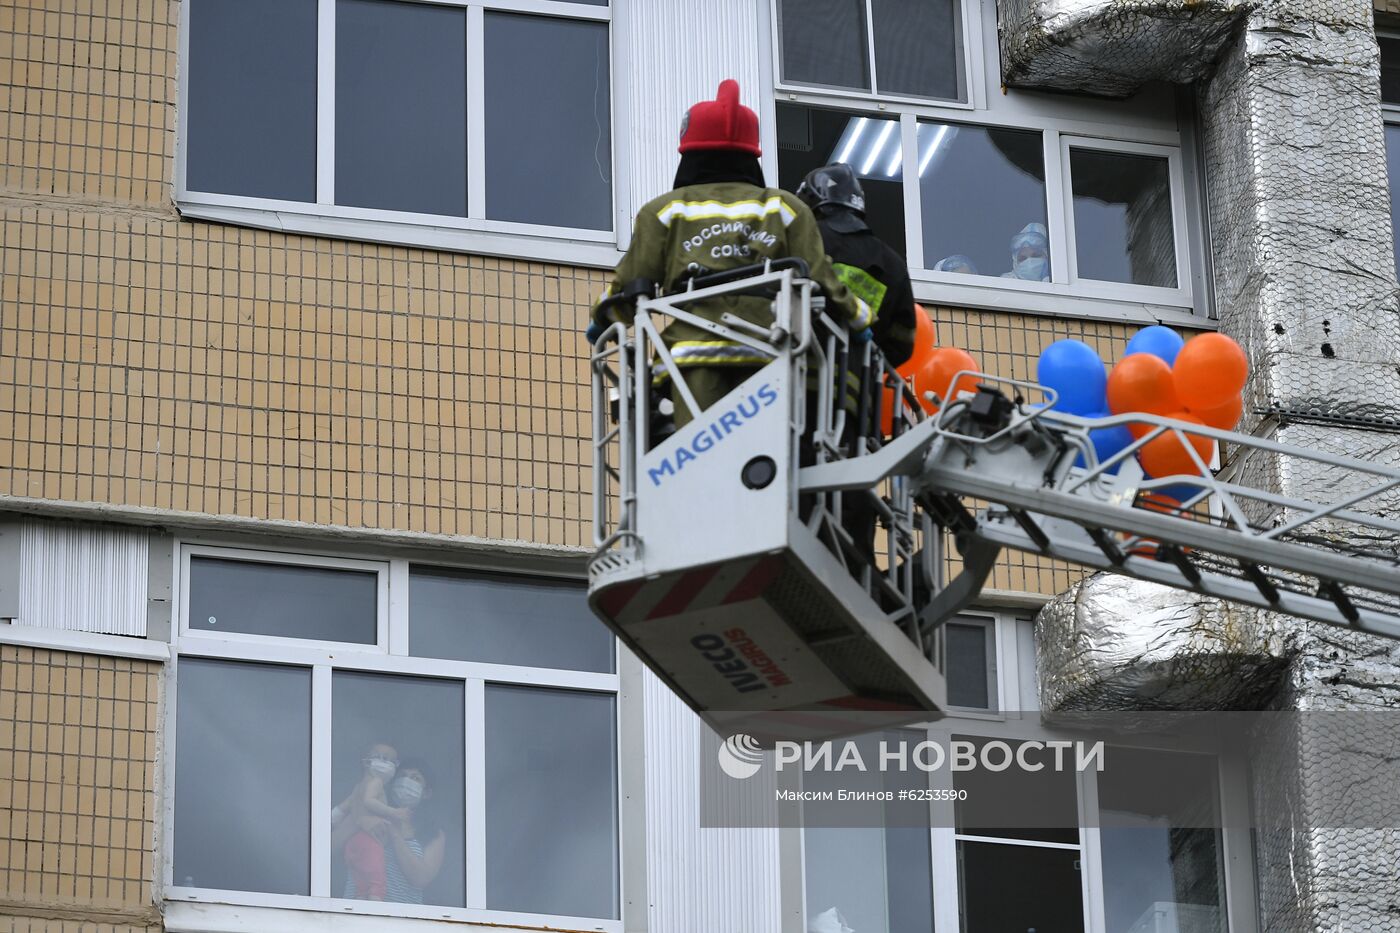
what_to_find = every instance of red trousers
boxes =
[345,830,386,900]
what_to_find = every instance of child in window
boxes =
[332,741,409,901]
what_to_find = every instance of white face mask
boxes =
[1012,255,1048,281]
[392,776,425,807]
[366,756,397,779]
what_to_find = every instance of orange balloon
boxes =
[1137,412,1215,478]
[919,347,980,408]
[1108,353,1181,438]
[905,304,935,372]
[1173,333,1247,411]
[1190,395,1242,431]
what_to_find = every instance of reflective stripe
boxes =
[833,263,888,321]
[670,341,778,365]
[656,196,797,228]
[850,296,874,330]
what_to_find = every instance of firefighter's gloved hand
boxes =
[585,320,606,344]
[853,327,874,344]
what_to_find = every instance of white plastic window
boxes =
[769,0,1208,319]
[178,0,617,264]
[168,543,622,930]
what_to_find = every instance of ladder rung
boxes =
[1085,526,1127,566]
[1318,580,1361,626]
[1237,560,1281,605]
[1158,544,1202,586]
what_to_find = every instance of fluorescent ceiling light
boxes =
[860,120,897,176]
[919,124,952,176]
[834,117,868,165]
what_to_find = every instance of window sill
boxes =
[176,200,626,270]
[912,276,1214,330]
[0,622,169,662]
[163,893,621,933]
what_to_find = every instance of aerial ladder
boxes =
[586,262,1400,736]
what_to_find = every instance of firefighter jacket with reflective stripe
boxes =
[592,183,873,370]
[815,217,917,369]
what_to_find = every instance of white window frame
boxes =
[764,0,1212,325]
[174,0,626,269]
[1059,135,1193,307]
[178,543,392,652]
[942,612,1000,715]
[162,540,625,933]
[770,0,979,110]
[787,715,1259,933]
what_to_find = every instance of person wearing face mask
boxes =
[1000,222,1051,281]
[331,754,448,904]
[377,758,447,904]
[331,741,404,901]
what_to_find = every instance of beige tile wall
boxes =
[0,0,1191,576]
[0,645,161,930]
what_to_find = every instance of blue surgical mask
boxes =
[1012,256,1048,281]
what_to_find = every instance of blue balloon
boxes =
[1125,325,1184,367]
[1148,481,1204,503]
[1073,412,1133,474]
[1037,340,1107,415]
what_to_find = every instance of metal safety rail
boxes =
[589,260,929,633]
[590,265,1400,724]
[802,383,1400,640]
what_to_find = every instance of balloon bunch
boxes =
[1036,325,1249,495]
[881,305,981,434]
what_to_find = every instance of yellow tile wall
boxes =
[0,645,161,929]
[0,0,1202,579]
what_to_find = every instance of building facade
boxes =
[0,0,1397,931]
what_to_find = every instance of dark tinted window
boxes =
[483,14,612,229]
[409,568,614,673]
[778,0,871,91]
[186,0,317,201]
[959,841,1085,931]
[174,660,311,894]
[486,686,618,918]
[331,671,466,908]
[336,0,468,215]
[1382,36,1400,103]
[919,122,1048,279]
[777,104,906,256]
[872,0,960,99]
[1070,147,1177,288]
[946,620,992,709]
[188,556,378,643]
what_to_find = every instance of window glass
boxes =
[485,686,618,918]
[802,733,934,932]
[1386,123,1400,276]
[188,556,378,644]
[958,841,1085,931]
[331,671,466,908]
[335,0,468,216]
[953,735,1080,844]
[186,0,317,201]
[409,568,614,673]
[777,104,906,256]
[174,659,312,894]
[919,123,1049,281]
[946,619,993,709]
[1070,147,1178,288]
[1381,36,1400,103]
[483,14,612,230]
[871,0,960,100]
[778,0,871,91]
[1099,748,1226,933]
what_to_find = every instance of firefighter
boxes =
[587,80,873,429]
[795,162,917,370]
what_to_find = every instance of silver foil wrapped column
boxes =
[1004,0,1400,925]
